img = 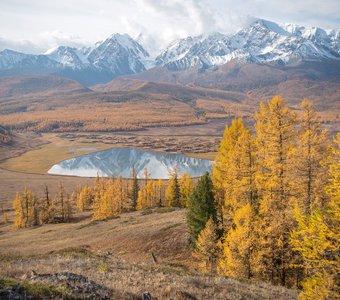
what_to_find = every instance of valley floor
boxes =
[0,130,219,209]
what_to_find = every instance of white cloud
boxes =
[0,37,44,54]
[0,0,339,54]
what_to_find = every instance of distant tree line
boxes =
[12,168,194,226]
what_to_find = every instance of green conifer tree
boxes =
[187,172,217,242]
[165,169,181,207]
[131,166,139,211]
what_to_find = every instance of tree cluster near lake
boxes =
[13,183,72,227]
[187,97,339,299]
[13,169,193,227]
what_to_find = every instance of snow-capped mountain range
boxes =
[156,19,340,70]
[48,147,212,179]
[45,33,150,73]
[0,19,339,85]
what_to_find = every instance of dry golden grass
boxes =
[0,209,298,299]
[0,168,94,210]
[195,98,253,117]
[0,209,188,262]
[185,152,217,161]
[0,99,204,132]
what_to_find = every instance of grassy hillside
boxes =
[0,209,298,299]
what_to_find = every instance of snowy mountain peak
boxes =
[87,33,149,74]
[0,48,61,70]
[30,33,150,75]
[156,19,340,70]
[247,18,290,36]
[45,46,90,69]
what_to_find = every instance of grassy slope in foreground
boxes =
[0,209,298,299]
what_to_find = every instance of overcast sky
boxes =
[1,0,340,55]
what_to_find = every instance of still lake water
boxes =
[48,147,212,179]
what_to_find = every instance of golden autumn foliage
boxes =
[291,209,339,300]
[92,177,130,221]
[255,96,296,285]
[219,204,259,279]
[212,97,337,292]
[291,133,340,299]
[137,179,162,210]
[77,185,93,212]
[179,173,193,207]
[194,217,218,273]
[9,95,338,297]
[213,118,257,228]
[12,183,75,228]
[291,100,330,215]
[212,118,247,224]
[215,119,259,280]
[13,192,25,229]
[12,188,39,228]
[12,172,193,227]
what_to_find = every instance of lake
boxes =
[48,147,212,179]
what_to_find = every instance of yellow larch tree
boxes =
[217,120,259,279]
[92,178,109,220]
[224,122,257,223]
[156,179,164,207]
[144,180,156,208]
[13,192,24,228]
[13,188,39,228]
[136,180,161,209]
[165,169,181,207]
[92,177,130,220]
[291,133,340,299]
[77,185,93,212]
[219,204,259,279]
[194,217,218,273]
[136,189,146,210]
[292,100,330,215]
[115,177,129,213]
[212,118,257,228]
[255,96,296,285]
[39,185,57,224]
[179,173,193,207]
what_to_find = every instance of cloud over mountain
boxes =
[0,0,339,54]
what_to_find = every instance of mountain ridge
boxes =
[0,18,339,85]
[155,18,340,71]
